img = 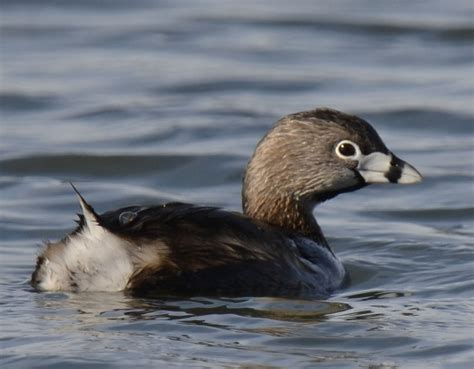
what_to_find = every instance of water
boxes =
[1,0,473,368]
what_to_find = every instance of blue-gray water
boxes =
[1,1,473,368]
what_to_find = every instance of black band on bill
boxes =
[385,155,405,183]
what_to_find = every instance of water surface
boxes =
[1,1,473,368]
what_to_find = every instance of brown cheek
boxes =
[349,159,359,169]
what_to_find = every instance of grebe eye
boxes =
[335,140,360,159]
[338,143,355,156]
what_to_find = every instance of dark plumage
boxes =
[31,108,422,298]
[97,203,344,297]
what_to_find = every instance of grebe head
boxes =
[243,108,422,229]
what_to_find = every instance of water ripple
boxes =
[195,15,474,41]
[0,92,58,112]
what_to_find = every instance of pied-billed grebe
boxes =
[31,108,422,298]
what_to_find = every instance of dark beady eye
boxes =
[337,142,356,157]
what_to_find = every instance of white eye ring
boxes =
[335,140,361,160]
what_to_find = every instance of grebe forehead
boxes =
[281,108,389,155]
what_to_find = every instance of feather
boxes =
[70,182,104,237]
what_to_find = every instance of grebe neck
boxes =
[242,191,329,249]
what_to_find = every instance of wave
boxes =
[365,207,474,222]
[196,15,474,42]
[0,153,241,177]
[0,92,57,112]
[363,108,474,133]
[65,106,136,120]
[160,79,326,94]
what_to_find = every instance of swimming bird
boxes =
[31,108,422,298]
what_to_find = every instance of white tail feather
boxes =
[70,183,105,237]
